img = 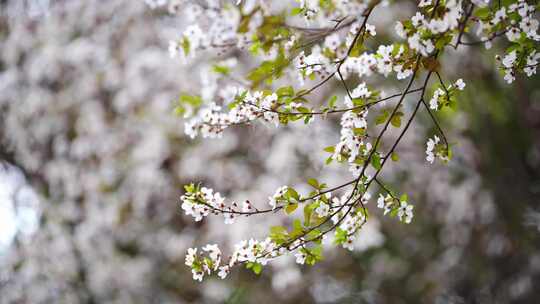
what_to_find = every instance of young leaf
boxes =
[252,263,262,275]
[270,226,289,244]
[277,86,294,97]
[375,109,389,125]
[390,112,403,128]
[328,95,337,108]
[287,187,300,201]
[400,193,408,202]
[212,64,230,75]
[307,178,319,189]
[391,152,399,162]
[371,153,382,170]
[285,203,298,214]
[323,146,335,153]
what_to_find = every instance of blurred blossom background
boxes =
[0,0,539,303]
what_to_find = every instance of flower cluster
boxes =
[396,0,463,57]
[397,200,414,224]
[295,46,336,84]
[425,135,450,164]
[476,0,539,45]
[429,78,466,111]
[332,191,372,250]
[293,0,369,22]
[314,193,332,217]
[184,90,281,138]
[268,186,289,210]
[300,41,417,84]
[325,83,377,178]
[186,238,280,281]
[377,194,414,224]
[182,179,385,277]
[472,0,539,83]
[181,183,266,224]
[168,2,240,62]
[181,184,228,222]
[499,49,540,83]
[185,245,221,281]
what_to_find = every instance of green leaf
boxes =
[375,109,389,125]
[353,127,366,136]
[228,90,248,110]
[447,146,453,160]
[303,114,312,124]
[270,226,288,244]
[391,152,399,162]
[249,40,262,55]
[246,262,263,275]
[325,156,333,165]
[238,12,254,33]
[323,146,335,153]
[181,37,190,56]
[287,187,300,201]
[334,227,347,245]
[371,153,382,170]
[212,64,230,75]
[435,34,453,50]
[306,229,322,242]
[246,52,288,87]
[307,178,319,189]
[184,183,196,193]
[297,106,311,114]
[175,94,203,117]
[179,94,203,107]
[192,260,203,272]
[277,86,295,97]
[305,245,323,265]
[328,95,337,108]
[390,112,403,128]
[291,7,304,16]
[285,203,298,214]
[351,98,364,107]
[252,263,262,275]
[475,7,491,19]
[304,203,315,227]
[270,225,287,235]
[291,219,304,237]
[318,0,334,10]
[174,104,186,116]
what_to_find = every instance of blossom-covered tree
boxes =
[158,0,539,281]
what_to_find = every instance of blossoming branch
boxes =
[146,0,539,281]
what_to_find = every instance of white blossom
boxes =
[315,202,330,217]
[455,79,466,90]
[365,24,376,36]
[185,248,197,266]
[429,88,445,111]
[218,266,230,279]
[269,186,288,210]
[192,269,204,281]
[397,201,414,224]
[426,135,439,163]
[295,251,306,264]
[419,0,432,7]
